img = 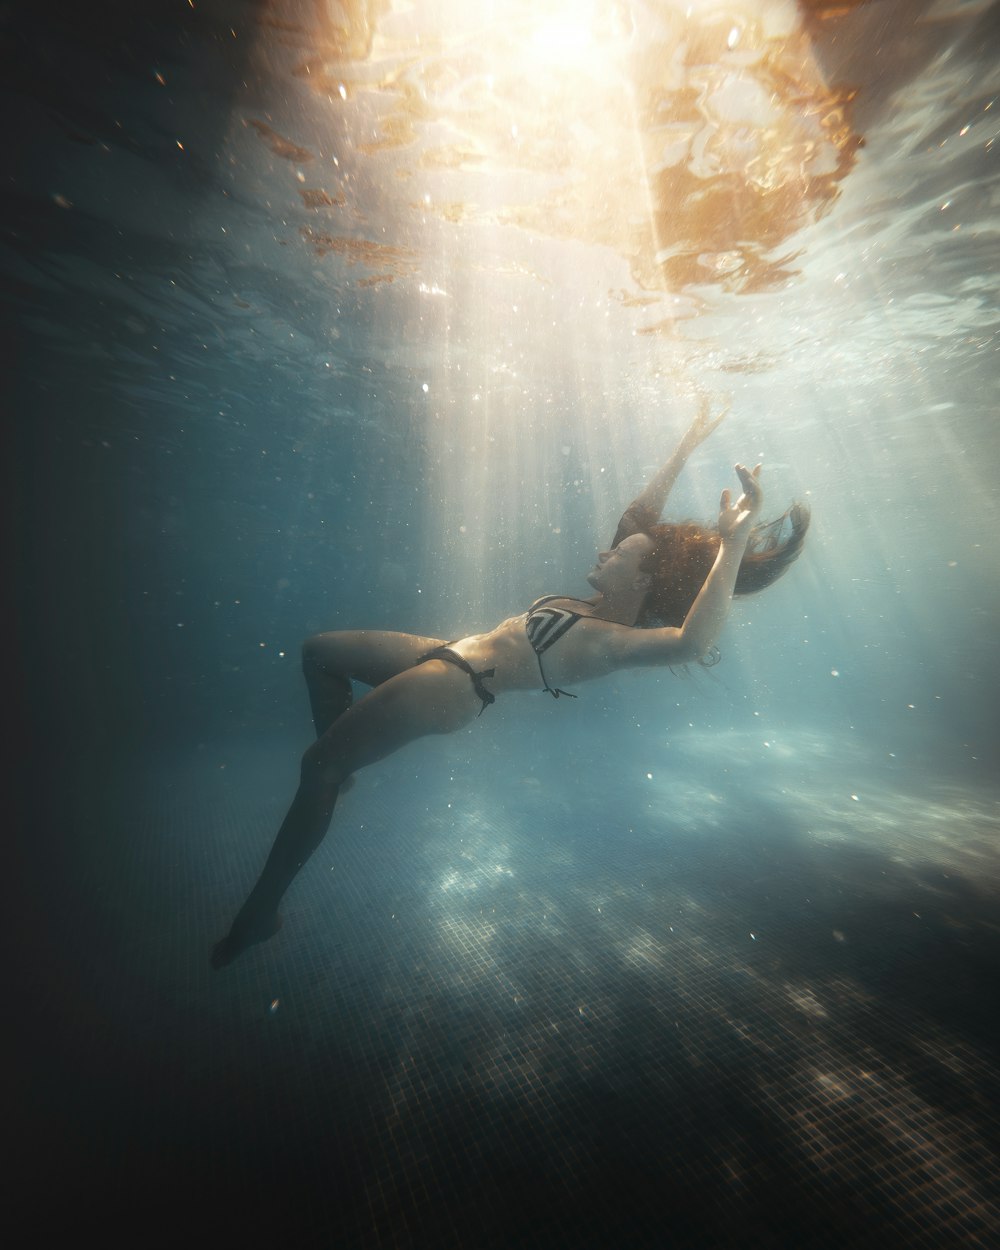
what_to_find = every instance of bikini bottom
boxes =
[415,645,496,716]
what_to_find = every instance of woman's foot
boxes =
[211,911,283,969]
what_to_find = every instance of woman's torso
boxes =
[443,596,629,696]
[439,506,655,695]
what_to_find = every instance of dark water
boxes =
[9,2,1000,1245]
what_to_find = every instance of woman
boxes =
[212,401,808,967]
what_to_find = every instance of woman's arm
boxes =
[613,463,763,667]
[612,395,729,545]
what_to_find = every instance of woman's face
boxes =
[586,533,654,597]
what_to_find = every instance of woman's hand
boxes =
[679,394,729,455]
[718,463,763,542]
[617,394,731,538]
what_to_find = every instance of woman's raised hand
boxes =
[680,394,730,454]
[718,463,763,541]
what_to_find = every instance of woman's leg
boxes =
[211,658,477,967]
[302,630,448,736]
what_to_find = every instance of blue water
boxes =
[9,2,1000,1245]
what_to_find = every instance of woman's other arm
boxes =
[614,463,763,667]
[613,395,729,544]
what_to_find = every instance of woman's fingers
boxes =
[735,463,762,493]
[730,463,764,521]
[722,463,764,530]
[690,395,728,440]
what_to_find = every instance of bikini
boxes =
[523,595,592,699]
[415,644,498,715]
[415,508,649,713]
[416,595,594,714]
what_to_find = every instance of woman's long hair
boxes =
[637,503,810,628]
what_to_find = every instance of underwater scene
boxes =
[9,1,1000,1245]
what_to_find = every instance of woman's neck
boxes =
[584,590,643,627]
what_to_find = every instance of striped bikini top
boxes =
[524,595,596,699]
[523,507,654,700]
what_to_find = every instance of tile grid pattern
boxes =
[61,741,1000,1247]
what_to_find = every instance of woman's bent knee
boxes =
[302,633,334,669]
[300,740,347,789]
[302,634,357,688]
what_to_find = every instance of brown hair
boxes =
[636,503,810,628]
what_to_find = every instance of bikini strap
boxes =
[535,652,577,700]
[424,646,496,715]
[468,665,497,715]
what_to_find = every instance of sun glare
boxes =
[530,15,594,62]
[275,0,865,618]
[527,7,605,71]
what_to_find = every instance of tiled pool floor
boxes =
[16,734,1000,1247]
